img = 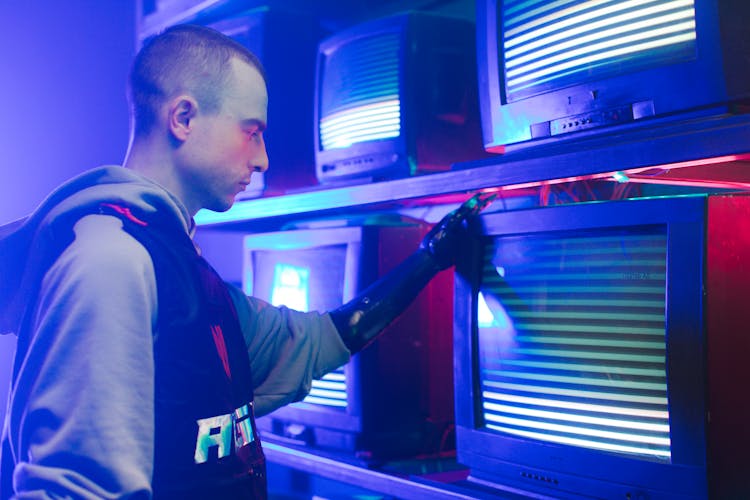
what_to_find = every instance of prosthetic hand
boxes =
[330,192,495,354]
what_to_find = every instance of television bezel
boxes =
[476,0,750,152]
[454,195,711,498]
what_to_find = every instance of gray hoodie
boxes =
[0,166,350,498]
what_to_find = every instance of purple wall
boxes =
[0,2,134,225]
[0,1,135,442]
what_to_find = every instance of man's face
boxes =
[177,57,269,213]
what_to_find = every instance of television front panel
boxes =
[477,0,750,152]
[454,194,750,499]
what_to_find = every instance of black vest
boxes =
[111,204,267,499]
[2,203,267,499]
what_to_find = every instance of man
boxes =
[0,24,489,498]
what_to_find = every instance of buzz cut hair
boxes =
[127,24,266,136]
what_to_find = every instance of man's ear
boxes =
[167,96,198,142]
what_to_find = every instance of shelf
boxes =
[263,442,537,500]
[195,113,750,229]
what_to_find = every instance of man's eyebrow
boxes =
[241,119,266,131]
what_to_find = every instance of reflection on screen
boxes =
[271,264,310,312]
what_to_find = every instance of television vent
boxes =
[477,228,671,461]
[319,32,401,150]
[502,0,697,101]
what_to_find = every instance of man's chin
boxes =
[205,199,235,213]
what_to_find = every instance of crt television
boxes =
[453,193,750,498]
[314,12,485,184]
[477,0,750,152]
[243,221,454,460]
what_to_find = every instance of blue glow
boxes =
[503,0,696,99]
[270,264,310,312]
[477,229,672,460]
[301,369,347,408]
[478,291,513,330]
[613,171,630,183]
[320,98,401,150]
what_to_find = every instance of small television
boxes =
[208,8,321,197]
[243,221,454,461]
[453,193,750,498]
[314,12,486,184]
[477,0,750,152]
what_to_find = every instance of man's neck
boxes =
[123,137,199,216]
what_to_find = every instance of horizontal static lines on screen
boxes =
[501,0,696,97]
[322,69,400,111]
[497,358,665,377]
[482,369,666,392]
[505,12,694,67]
[476,226,671,459]
[484,415,670,448]
[504,0,694,43]
[319,29,403,150]
[484,391,669,419]
[484,405,669,438]
[298,368,348,408]
[481,375,671,458]
[320,99,401,150]
[320,99,400,134]
[485,381,668,405]
[506,32,695,93]
[503,348,664,364]
[485,423,671,459]
[320,31,400,115]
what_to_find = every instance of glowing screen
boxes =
[249,244,350,409]
[271,264,310,312]
[319,31,402,150]
[502,0,697,101]
[478,227,671,461]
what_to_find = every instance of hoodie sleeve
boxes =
[5,214,156,499]
[226,285,351,418]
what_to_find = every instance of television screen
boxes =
[477,227,671,462]
[251,245,346,313]
[477,0,750,151]
[453,194,750,499]
[248,245,349,410]
[318,30,402,152]
[502,0,697,103]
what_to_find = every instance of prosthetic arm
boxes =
[329,193,494,354]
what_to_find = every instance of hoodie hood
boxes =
[0,166,193,334]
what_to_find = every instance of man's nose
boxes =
[252,135,269,173]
